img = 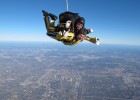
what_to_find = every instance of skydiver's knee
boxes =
[47,27,56,32]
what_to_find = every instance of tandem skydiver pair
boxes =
[42,10,100,46]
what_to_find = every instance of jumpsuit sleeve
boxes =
[83,28,90,35]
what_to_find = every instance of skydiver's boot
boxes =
[42,10,58,21]
[42,10,49,16]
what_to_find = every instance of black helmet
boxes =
[75,17,85,25]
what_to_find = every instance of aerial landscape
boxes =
[0,0,140,100]
[0,42,140,100]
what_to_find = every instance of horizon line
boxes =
[0,41,140,47]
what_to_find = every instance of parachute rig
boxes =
[42,0,99,46]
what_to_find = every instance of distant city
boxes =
[0,42,140,100]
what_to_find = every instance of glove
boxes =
[77,34,85,41]
[88,28,93,33]
[65,20,72,28]
[63,31,69,37]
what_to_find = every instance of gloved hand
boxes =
[65,20,72,28]
[63,30,69,37]
[88,28,93,33]
[77,34,85,41]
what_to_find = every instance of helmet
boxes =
[75,17,85,25]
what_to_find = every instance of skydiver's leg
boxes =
[42,10,58,26]
[42,10,58,31]
[43,10,62,41]
[48,13,58,27]
[47,32,57,38]
[43,16,56,33]
[44,16,50,30]
[42,10,50,29]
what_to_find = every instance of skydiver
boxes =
[42,10,99,45]
[74,17,100,45]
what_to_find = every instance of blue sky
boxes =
[0,0,140,45]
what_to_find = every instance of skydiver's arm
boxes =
[83,28,93,35]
